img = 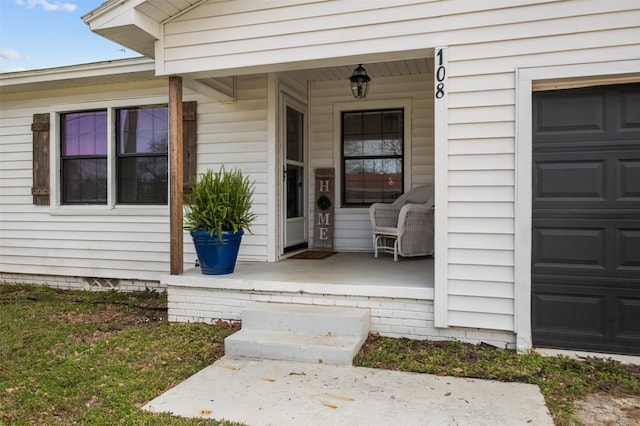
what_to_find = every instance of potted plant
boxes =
[184,166,256,275]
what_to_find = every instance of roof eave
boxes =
[0,57,156,94]
[82,0,159,58]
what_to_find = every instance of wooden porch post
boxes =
[169,76,184,275]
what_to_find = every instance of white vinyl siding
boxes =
[0,75,271,282]
[158,1,639,76]
[0,82,172,281]
[439,5,638,331]
[191,74,270,261]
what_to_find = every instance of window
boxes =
[61,110,108,204]
[342,109,404,206]
[60,105,168,205]
[116,106,168,204]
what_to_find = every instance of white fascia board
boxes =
[0,58,155,87]
[82,0,146,28]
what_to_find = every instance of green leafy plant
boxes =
[184,166,257,238]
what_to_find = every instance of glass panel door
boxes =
[283,98,307,251]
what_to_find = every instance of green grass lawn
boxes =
[0,285,241,425]
[1,284,638,425]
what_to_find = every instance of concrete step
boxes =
[240,302,369,337]
[225,329,364,365]
[224,302,370,365]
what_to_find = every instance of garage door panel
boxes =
[532,291,605,335]
[533,279,640,352]
[534,160,604,199]
[617,229,640,271]
[533,219,640,279]
[618,159,640,199]
[532,83,640,355]
[534,92,605,136]
[534,85,640,148]
[619,89,640,130]
[533,225,606,271]
[616,297,640,340]
[534,149,640,209]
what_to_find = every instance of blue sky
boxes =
[0,0,140,73]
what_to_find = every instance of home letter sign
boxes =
[314,168,334,251]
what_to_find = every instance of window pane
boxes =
[363,138,382,156]
[382,110,402,132]
[343,113,362,135]
[362,111,380,133]
[286,164,304,218]
[62,111,107,156]
[117,156,168,204]
[382,137,402,155]
[343,136,363,157]
[286,106,304,162]
[344,159,365,205]
[118,106,168,154]
[371,158,403,202]
[62,158,107,204]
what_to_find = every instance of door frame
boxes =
[279,90,309,256]
[515,60,640,352]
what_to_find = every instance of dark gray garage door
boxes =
[532,83,640,355]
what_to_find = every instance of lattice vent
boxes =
[85,277,120,290]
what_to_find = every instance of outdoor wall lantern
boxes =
[349,64,370,99]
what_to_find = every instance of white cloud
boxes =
[1,48,28,60]
[15,0,77,12]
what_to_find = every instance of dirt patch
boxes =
[573,393,640,426]
[48,301,166,331]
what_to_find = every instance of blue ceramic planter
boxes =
[190,229,244,275]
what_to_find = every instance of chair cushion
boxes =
[372,226,397,236]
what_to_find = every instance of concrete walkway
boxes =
[143,356,554,425]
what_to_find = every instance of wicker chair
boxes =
[369,186,434,262]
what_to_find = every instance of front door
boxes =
[282,94,308,253]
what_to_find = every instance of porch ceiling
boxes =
[287,58,432,83]
[0,57,430,96]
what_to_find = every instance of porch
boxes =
[164,252,437,340]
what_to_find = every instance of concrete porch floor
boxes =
[169,252,434,300]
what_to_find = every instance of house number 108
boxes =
[435,49,446,99]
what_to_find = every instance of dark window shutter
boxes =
[182,101,197,194]
[31,113,50,205]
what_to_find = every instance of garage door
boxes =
[532,83,640,355]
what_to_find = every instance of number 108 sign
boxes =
[435,48,446,100]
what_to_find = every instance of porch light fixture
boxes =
[349,64,370,99]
